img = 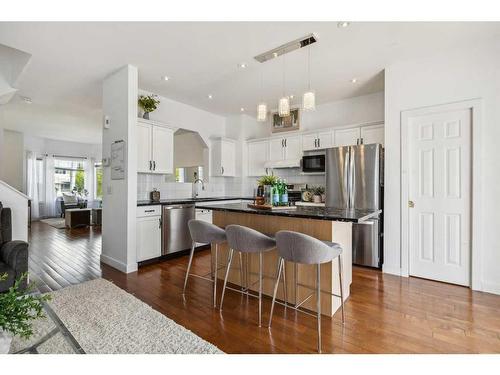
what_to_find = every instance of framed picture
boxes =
[271,108,300,133]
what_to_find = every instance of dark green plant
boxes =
[311,185,325,195]
[138,95,160,113]
[257,175,278,186]
[0,273,51,339]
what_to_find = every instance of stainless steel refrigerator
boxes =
[326,144,383,268]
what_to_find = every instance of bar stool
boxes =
[184,219,227,307]
[268,230,345,353]
[219,224,284,327]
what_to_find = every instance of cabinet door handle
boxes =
[144,209,155,213]
[153,161,156,170]
[221,166,224,175]
[284,139,287,147]
[318,138,320,148]
[360,138,364,144]
[356,138,360,145]
[149,160,152,170]
[281,139,284,147]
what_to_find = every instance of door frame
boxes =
[401,99,483,290]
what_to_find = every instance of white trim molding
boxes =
[400,99,483,291]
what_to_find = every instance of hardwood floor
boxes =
[29,221,500,353]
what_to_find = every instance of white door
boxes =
[221,140,236,176]
[334,127,360,146]
[317,131,333,149]
[302,134,318,151]
[152,126,173,174]
[269,138,285,161]
[408,108,471,286]
[361,124,385,145]
[136,216,162,261]
[137,122,152,173]
[283,135,302,160]
[247,140,269,176]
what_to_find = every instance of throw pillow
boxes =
[62,193,78,204]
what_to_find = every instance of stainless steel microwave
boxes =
[301,154,325,173]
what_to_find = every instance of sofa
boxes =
[0,202,29,292]
[58,193,87,217]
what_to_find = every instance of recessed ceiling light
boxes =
[21,96,32,104]
[207,94,213,99]
[337,21,350,28]
[350,78,358,83]
[162,76,169,81]
[237,63,247,69]
[289,94,294,99]
[272,52,278,58]
[240,107,245,112]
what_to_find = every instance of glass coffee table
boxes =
[12,299,85,354]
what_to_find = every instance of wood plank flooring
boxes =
[28,221,500,353]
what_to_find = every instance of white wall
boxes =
[0,180,28,242]
[101,65,138,273]
[384,39,500,294]
[0,129,24,191]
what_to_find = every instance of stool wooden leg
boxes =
[268,257,283,328]
[219,248,234,311]
[317,263,322,354]
[183,241,196,294]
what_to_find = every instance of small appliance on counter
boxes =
[287,183,308,205]
[150,189,160,202]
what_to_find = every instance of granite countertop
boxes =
[137,196,254,207]
[198,202,381,223]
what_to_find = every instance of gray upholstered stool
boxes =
[184,220,227,307]
[219,224,282,327]
[268,230,345,353]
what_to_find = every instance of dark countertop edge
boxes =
[202,205,382,223]
[137,197,254,207]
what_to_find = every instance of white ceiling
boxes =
[1,22,499,143]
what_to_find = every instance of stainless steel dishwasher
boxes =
[162,204,195,255]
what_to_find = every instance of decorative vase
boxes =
[142,112,150,120]
[321,194,326,203]
[0,329,12,354]
[313,195,322,203]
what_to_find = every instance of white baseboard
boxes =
[382,265,404,277]
[481,281,500,296]
[100,254,137,274]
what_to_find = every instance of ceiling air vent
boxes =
[254,33,318,63]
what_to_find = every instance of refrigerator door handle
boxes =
[349,146,356,208]
[343,148,350,207]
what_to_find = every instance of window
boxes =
[94,162,103,199]
[54,158,85,197]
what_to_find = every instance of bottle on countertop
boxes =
[281,179,288,206]
[272,179,280,206]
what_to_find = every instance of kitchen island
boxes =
[200,202,381,317]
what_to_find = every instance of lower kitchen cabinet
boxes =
[136,206,162,262]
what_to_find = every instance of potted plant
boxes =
[138,94,161,119]
[0,273,51,354]
[312,186,325,203]
[257,175,278,205]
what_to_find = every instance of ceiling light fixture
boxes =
[257,70,267,122]
[337,21,350,28]
[21,96,32,104]
[240,107,245,112]
[238,63,247,69]
[302,46,316,112]
[162,76,169,81]
[350,78,358,83]
[207,94,213,99]
[278,54,290,117]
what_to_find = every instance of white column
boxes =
[101,65,138,273]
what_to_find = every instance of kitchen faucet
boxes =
[192,177,205,198]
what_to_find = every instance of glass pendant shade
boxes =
[303,90,316,111]
[278,96,290,117]
[257,103,267,122]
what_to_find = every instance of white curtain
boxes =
[26,151,40,220]
[84,158,94,207]
[44,155,57,217]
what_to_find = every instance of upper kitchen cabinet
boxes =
[269,134,302,161]
[334,127,361,146]
[360,124,385,145]
[247,139,269,176]
[211,137,236,177]
[302,131,333,151]
[137,119,174,174]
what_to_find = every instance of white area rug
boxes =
[10,279,223,354]
[39,218,66,229]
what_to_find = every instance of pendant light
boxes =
[303,46,316,111]
[257,70,267,122]
[278,54,290,117]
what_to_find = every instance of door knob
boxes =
[408,200,415,208]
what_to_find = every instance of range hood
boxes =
[264,159,301,169]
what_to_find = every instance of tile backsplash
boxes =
[137,169,325,201]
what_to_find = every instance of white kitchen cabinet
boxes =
[302,131,333,151]
[334,127,361,146]
[268,135,302,161]
[136,205,162,262]
[137,119,174,174]
[211,138,236,177]
[247,140,269,176]
[360,124,385,145]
